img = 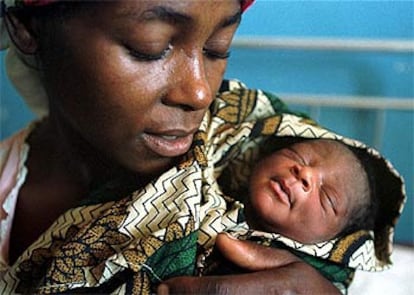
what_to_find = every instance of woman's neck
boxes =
[28,117,145,201]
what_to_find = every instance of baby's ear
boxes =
[4,12,38,54]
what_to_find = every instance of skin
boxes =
[247,139,368,243]
[6,1,341,294]
[9,0,241,261]
[161,233,340,294]
[39,0,241,176]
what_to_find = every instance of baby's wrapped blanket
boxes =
[1,81,405,294]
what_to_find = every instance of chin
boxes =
[128,156,175,177]
[287,234,322,245]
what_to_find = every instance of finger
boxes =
[157,283,169,295]
[158,276,208,294]
[215,232,300,271]
[161,274,253,295]
[161,263,341,295]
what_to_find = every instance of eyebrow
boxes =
[120,5,242,28]
[140,6,192,25]
[221,10,242,28]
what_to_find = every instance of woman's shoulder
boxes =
[0,123,34,213]
[0,123,35,271]
[0,123,34,167]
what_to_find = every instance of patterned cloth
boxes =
[0,80,406,294]
[0,1,406,293]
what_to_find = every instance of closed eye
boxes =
[126,44,172,61]
[203,48,231,60]
[322,188,337,215]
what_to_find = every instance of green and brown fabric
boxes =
[0,80,405,294]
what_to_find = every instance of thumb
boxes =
[215,233,300,271]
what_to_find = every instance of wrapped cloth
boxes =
[0,1,405,293]
[0,80,405,294]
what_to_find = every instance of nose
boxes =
[291,164,314,192]
[163,51,213,111]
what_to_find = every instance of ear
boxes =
[4,12,38,54]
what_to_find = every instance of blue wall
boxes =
[0,0,413,244]
[225,0,413,244]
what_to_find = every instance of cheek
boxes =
[262,153,290,171]
[72,49,165,116]
[205,60,228,93]
[48,55,169,158]
[295,209,339,243]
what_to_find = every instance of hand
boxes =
[215,232,301,270]
[157,233,341,294]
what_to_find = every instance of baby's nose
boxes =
[293,165,314,192]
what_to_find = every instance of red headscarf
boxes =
[241,0,255,12]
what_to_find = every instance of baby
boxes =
[199,138,377,278]
[245,138,375,244]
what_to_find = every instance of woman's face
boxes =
[40,0,241,175]
[247,140,367,244]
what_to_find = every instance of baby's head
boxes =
[246,138,376,244]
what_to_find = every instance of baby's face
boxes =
[247,139,366,244]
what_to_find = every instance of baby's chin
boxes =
[253,221,334,244]
[282,231,335,245]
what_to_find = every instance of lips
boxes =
[269,179,291,207]
[141,130,195,158]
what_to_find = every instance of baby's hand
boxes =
[215,232,301,270]
[157,233,340,294]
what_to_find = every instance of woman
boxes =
[0,0,352,293]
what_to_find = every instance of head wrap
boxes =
[0,0,255,117]
[241,0,254,12]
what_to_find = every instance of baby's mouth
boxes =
[269,178,291,207]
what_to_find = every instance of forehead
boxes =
[294,139,353,159]
[107,0,241,20]
[73,0,242,40]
